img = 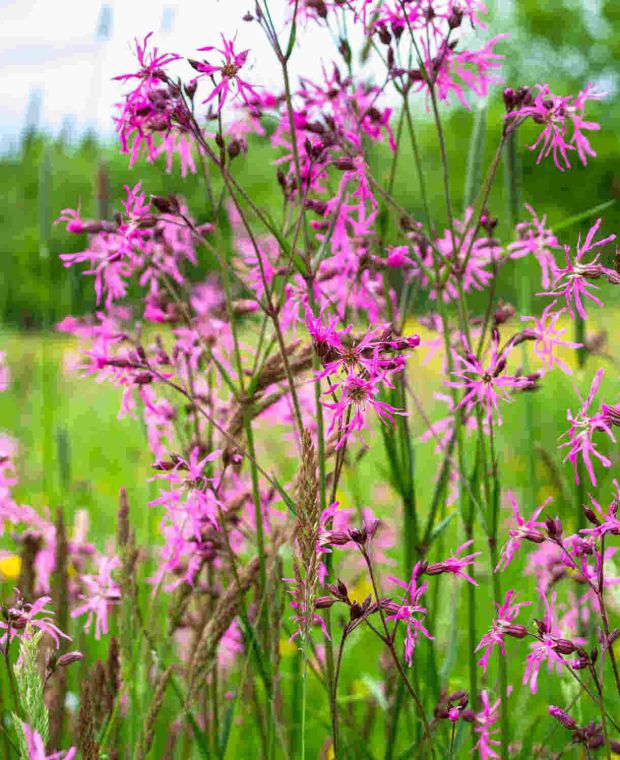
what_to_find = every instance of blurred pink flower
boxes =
[71,556,121,639]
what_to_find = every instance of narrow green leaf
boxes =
[553,199,616,233]
[274,475,297,516]
[285,17,297,60]
[218,696,237,756]
[429,509,457,542]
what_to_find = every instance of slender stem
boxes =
[448,721,456,760]
[589,663,612,760]
[361,550,435,758]
[2,632,21,720]
[330,629,348,758]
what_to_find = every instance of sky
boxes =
[0,0,341,145]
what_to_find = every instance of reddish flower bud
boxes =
[333,157,355,171]
[549,705,577,730]
[499,623,528,639]
[315,596,335,609]
[57,651,84,668]
[553,638,576,655]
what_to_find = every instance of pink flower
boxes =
[424,540,481,585]
[475,590,530,672]
[193,36,260,113]
[0,594,70,650]
[21,722,76,760]
[71,556,121,639]
[520,302,581,375]
[385,564,433,666]
[507,204,561,289]
[150,447,223,541]
[113,33,186,168]
[322,371,406,449]
[522,590,572,693]
[509,83,604,171]
[539,218,616,320]
[472,691,501,760]
[582,481,620,538]
[560,369,615,486]
[496,493,552,571]
[448,330,533,427]
[410,209,499,303]
[417,35,507,110]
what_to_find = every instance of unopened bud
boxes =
[493,301,515,326]
[333,157,355,171]
[501,623,528,639]
[315,596,335,609]
[349,602,364,620]
[583,506,601,526]
[549,705,577,730]
[545,516,563,540]
[378,26,391,45]
[572,655,589,670]
[447,9,464,29]
[228,138,247,160]
[338,37,351,65]
[151,194,180,214]
[553,638,576,655]
[57,651,84,668]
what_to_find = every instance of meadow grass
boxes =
[0,313,618,757]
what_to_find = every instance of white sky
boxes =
[0,0,345,143]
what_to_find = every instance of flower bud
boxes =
[338,37,351,65]
[549,705,577,730]
[133,373,153,386]
[583,506,601,526]
[151,194,180,214]
[499,623,528,639]
[493,301,515,326]
[378,25,391,45]
[228,138,247,160]
[315,596,335,609]
[305,199,328,216]
[553,638,576,655]
[572,655,589,670]
[333,157,355,171]
[58,651,84,668]
[349,602,364,620]
[447,9,464,29]
[545,516,562,540]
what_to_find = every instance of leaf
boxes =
[218,695,237,756]
[429,509,457,542]
[274,475,297,516]
[285,16,297,60]
[553,199,616,232]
